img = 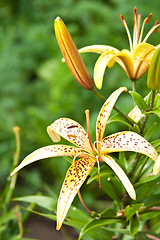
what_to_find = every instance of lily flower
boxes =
[78,7,160,89]
[54,17,94,90]
[10,87,158,230]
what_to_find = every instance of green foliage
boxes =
[1,0,160,239]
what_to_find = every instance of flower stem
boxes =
[92,88,134,127]
[78,190,94,215]
[0,127,21,212]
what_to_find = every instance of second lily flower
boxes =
[11,87,158,230]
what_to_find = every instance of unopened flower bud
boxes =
[147,47,160,90]
[54,17,94,90]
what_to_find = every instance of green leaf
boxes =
[108,113,139,132]
[0,206,20,225]
[144,122,157,140]
[140,210,160,221]
[129,214,139,237]
[78,217,124,240]
[13,195,57,212]
[87,166,113,184]
[146,108,160,118]
[129,91,148,112]
[125,203,143,221]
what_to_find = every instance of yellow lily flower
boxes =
[79,7,160,89]
[54,17,94,90]
[10,87,158,230]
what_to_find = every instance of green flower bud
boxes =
[147,47,160,90]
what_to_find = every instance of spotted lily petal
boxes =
[153,155,160,175]
[48,118,92,152]
[57,156,96,230]
[101,155,136,200]
[10,145,85,176]
[101,131,158,161]
[132,43,156,79]
[54,17,94,90]
[96,87,127,151]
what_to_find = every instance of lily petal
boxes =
[78,45,119,55]
[10,145,85,176]
[101,131,158,161]
[96,87,127,151]
[57,156,96,230]
[93,48,119,89]
[48,118,92,152]
[101,155,136,200]
[132,42,155,79]
[153,155,160,175]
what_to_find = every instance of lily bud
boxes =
[54,17,94,90]
[147,47,160,90]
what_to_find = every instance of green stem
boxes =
[92,88,134,127]
[132,81,136,92]
[0,127,21,212]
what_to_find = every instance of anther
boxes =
[144,13,152,24]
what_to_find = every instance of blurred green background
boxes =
[0,0,159,231]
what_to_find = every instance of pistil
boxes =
[85,110,95,153]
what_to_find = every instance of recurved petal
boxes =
[101,131,158,161]
[47,118,92,152]
[10,145,85,176]
[101,155,136,200]
[153,155,160,175]
[132,42,155,79]
[96,87,127,151]
[78,45,120,55]
[93,48,120,89]
[56,156,96,230]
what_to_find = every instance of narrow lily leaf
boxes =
[146,108,160,118]
[87,165,113,184]
[48,118,92,152]
[144,122,157,140]
[129,91,148,112]
[96,87,127,150]
[101,131,158,161]
[13,195,57,212]
[101,156,136,200]
[57,157,96,230]
[0,206,20,225]
[108,113,139,132]
[135,177,160,202]
[125,203,143,221]
[78,217,124,240]
[101,176,121,201]
[10,145,85,176]
[129,214,139,237]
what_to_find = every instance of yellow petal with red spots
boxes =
[96,87,127,152]
[101,131,158,161]
[10,145,86,176]
[56,156,96,230]
[101,155,136,200]
[48,118,92,153]
[78,45,120,55]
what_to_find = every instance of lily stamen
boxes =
[96,155,101,189]
[120,14,133,52]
